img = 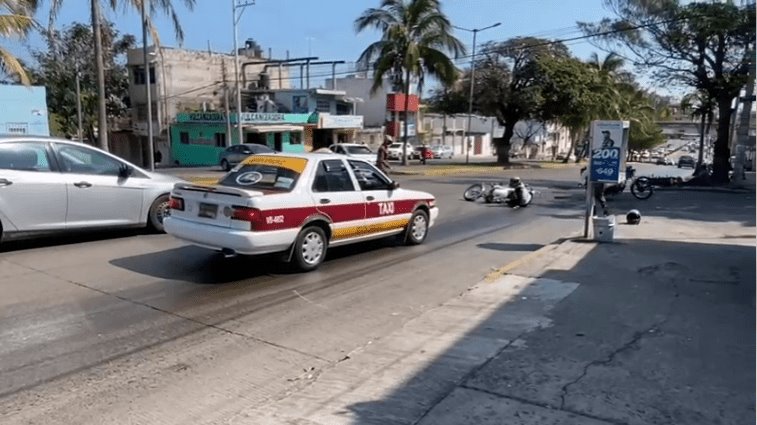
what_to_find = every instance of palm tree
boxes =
[48,0,196,151]
[0,0,38,85]
[355,0,465,165]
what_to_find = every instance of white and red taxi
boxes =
[163,152,438,271]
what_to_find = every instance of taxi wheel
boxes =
[292,226,328,271]
[404,210,429,246]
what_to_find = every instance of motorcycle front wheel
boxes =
[463,184,483,201]
[630,178,654,200]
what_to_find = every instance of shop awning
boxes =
[243,125,304,133]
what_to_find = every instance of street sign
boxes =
[589,120,629,184]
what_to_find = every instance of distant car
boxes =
[0,136,183,242]
[413,146,434,160]
[656,157,674,166]
[387,143,412,161]
[164,153,439,271]
[329,143,375,162]
[678,155,696,169]
[219,143,276,171]
[430,144,453,159]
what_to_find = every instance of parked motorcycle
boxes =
[580,165,646,199]
[463,178,534,207]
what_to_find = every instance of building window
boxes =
[180,132,189,144]
[336,102,351,115]
[214,132,226,147]
[316,98,331,112]
[133,65,156,85]
[135,103,158,121]
[290,132,302,145]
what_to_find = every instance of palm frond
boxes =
[0,46,29,85]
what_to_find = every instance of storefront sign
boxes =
[176,112,313,125]
[318,114,364,129]
[589,120,629,183]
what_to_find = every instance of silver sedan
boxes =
[0,136,183,243]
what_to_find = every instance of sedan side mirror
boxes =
[390,181,400,190]
[118,164,133,178]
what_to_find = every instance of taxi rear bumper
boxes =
[164,216,297,255]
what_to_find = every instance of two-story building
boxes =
[126,43,290,165]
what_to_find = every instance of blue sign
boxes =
[590,147,621,182]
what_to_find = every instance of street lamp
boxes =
[232,0,255,146]
[453,22,501,164]
[140,0,154,171]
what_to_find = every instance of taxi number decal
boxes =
[266,215,285,225]
[378,202,395,216]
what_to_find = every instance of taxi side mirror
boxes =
[390,181,400,190]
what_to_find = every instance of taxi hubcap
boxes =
[301,231,324,265]
[411,215,427,241]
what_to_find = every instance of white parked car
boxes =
[0,136,183,243]
[329,143,376,162]
[164,152,439,271]
[430,144,454,159]
[387,143,413,161]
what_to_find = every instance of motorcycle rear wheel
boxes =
[630,178,654,200]
[463,184,483,201]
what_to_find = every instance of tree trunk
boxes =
[564,128,579,163]
[91,0,108,151]
[402,69,411,166]
[495,122,515,165]
[712,98,733,184]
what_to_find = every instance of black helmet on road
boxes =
[626,209,641,225]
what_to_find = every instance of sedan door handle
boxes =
[0,178,12,187]
[366,196,375,201]
[74,181,92,188]
[319,198,331,204]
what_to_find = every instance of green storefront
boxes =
[170,112,315,166]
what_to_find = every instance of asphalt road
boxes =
[0,164,694,424]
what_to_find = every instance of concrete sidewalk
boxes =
[238,190,755,425]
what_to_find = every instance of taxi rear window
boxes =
[218,156,307,192]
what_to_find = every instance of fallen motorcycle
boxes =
[463,178,534,207]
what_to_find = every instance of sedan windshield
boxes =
[346,146,373,155]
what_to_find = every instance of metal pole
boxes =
[465,30,477,164]
[141,0,155,171]
[75,62,83,142]
[306,59,311,89]
[332,63,337,89]
[232,0,243,145]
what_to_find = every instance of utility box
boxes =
[593,216,616,243]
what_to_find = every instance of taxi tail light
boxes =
[168,196,184,211]
[231,206,261,230]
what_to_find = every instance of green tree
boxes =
[48,0,196,151]
[579,0,756,182]
[355,0,465,165]
[468,37,569,164]
[539,56,608,162]
[0,0,37,85]
[32,21,135,140]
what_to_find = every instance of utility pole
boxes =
[141,0,155,171]
[232,0,255,146]
[222,59,232,146]
[75,62,83,142]
[453,22,501,164]
[91,0,108,151]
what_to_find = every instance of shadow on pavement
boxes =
[344,235,755,425]
[477,242,543,252]
[0,228,147,253]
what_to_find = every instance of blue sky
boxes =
[8,0,673,94]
